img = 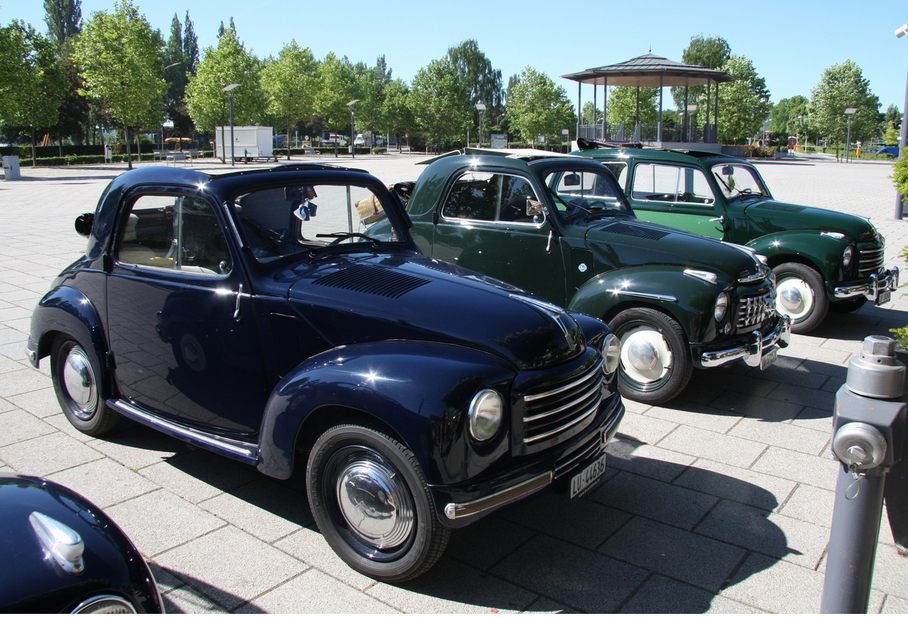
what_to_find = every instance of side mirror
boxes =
[721,166,735,176]
[526,199,545,222]
[74,213,94,237]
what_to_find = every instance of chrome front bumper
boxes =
[700,315,792,369]
[834,268,899,302]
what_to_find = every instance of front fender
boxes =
[746,230,848,281]
[28,285,108,372]
[257,340,516,484]
[568,265,725,343]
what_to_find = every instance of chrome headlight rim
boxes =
[468,389,504,442]
[601,333,621,375]
[714,291,730,322]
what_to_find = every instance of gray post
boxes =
[821,336,907,613]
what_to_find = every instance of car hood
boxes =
[580,218,761,281]
[286,254,586,369]
[741,198,877,241]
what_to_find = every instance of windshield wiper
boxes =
[315,232,382,250]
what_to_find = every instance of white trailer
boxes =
[215,126,277,162]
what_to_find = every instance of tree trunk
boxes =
[30,127,37,166]
[125,122,133,170]
[287,118,292,160]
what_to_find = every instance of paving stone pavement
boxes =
[1,152,907,613]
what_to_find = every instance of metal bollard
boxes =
[821,336,907,613]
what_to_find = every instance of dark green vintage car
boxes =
[391,150,790,405]
[573,140,899,333]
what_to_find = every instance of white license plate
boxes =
[877,290,891,306]
[760,348,778,371]
[570,454,606,499]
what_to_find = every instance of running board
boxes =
[107,399,260,466]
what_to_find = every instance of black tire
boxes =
[609,307,692,405]
[773,262,829,333]
[306,423,450,582]
[829,296,868,313]
[50,336,117,436]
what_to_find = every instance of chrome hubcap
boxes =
[62,346,97,420]
[335,451,414,550]
[776,277,813,320]
[620,327,672,384]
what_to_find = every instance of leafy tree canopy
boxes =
[506,66,575,146]
[446,39,503,139]
[607,86,658,131]
[410,56,471,147]
[714,54,771,144]
[809,59,880,146]
[262,40,319,158]
[673,34,731,109]
[44,0,81,47]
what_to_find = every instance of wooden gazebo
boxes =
[562,53,734,148]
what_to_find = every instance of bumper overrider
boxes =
[834,268,899,303]
[434,394,625,525]
[700,315,792,369]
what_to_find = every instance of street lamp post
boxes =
[161,62,180,151]
[894,21,908,218]
[845,107,857,163]
[475,103,486,148]
[222,83,241,166]
[347,99,360,159]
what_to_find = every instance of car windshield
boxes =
[711,163,771,201]
[230,182,400,263]
[543,168,633,220]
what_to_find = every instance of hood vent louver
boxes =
[314,264,430,299]
[604,222,670,241]
[754,203,805,213]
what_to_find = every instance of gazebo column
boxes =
[658,73,664,144]
[602,77,608,140]
[633,86,641,141]
[705,80,712,143]
[715,83,720,143]
[684,86,689,142]
[576,82,581,141]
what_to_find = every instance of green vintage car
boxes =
[573,140,899,333]
[392,150,790,405]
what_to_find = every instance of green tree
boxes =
[185,27,266,159]
[506,66,575,147]
[769,95,809,135]
[446,39,503,143]
[809,60,880,157]
[163,13,191,137]
[410,57,471,148]
[714,54,771,144]
[182,11,199,75]
[262,41,319,159]
[582,101,602,125]
[351,56,392,149]
[606,86,658,133]
[672,34,731,109]
[379,78,413,150]
[75,0,166,168]
[1,21,66,162]
[44,0,81,47]
[314,52,358,155]
[885,104,901,133]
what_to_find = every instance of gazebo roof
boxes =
[562,53,734,88]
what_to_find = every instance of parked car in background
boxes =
[388,149,790,405]
[0,473,162,613]
[321,133,347,147]
[354,133,365,146]
[28,163,625,582]
[574,139,898,333]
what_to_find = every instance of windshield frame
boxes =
[710,162,772,203]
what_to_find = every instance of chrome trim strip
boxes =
[524,386,601,423]
[700,315,792,369]
[834,267,899,301]
[606,289,678,302]
[524,358,604,402]
[444,471,553,520]
[523,393,603,444]
[107,399,259,464]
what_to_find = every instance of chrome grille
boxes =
[857,245,885,278]
[522,357,604,446]
[737,291,775,329]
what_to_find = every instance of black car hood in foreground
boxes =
[286,254,585,369]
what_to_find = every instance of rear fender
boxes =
[257,340,515,485]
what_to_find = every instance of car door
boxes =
[626,162,725,240]
[106,190,268,435]
[430,170,568,306]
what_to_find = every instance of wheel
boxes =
[829,296,868,313]
[50,336,117,435]
[609,307,692,405]
[773,262,829,333]
[306,423,450,582]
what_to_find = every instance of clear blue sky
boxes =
[4,0,908,113]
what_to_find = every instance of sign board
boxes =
[490,134,508,149]
[536,136,546,144]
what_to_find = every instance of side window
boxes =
[442,172,537,223]
[679,167,715,205]
[117,194,232,275]
[631,164,713,206]
[602,162,628,187]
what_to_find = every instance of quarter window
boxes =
[116,195,232,275]
[442,172,538,223]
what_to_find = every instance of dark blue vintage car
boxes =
[0,473,162,613]
[27,164,625,582]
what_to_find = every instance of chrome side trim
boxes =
[606,288,678,302]
[834,267,899,302]
[107,399,259,465]
[444,471,553,520]
[700,315,792,369]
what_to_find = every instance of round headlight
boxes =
[714,292,730,322]
[601,333,621,375]
[469,389,503,441]
[843,245,854,268]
